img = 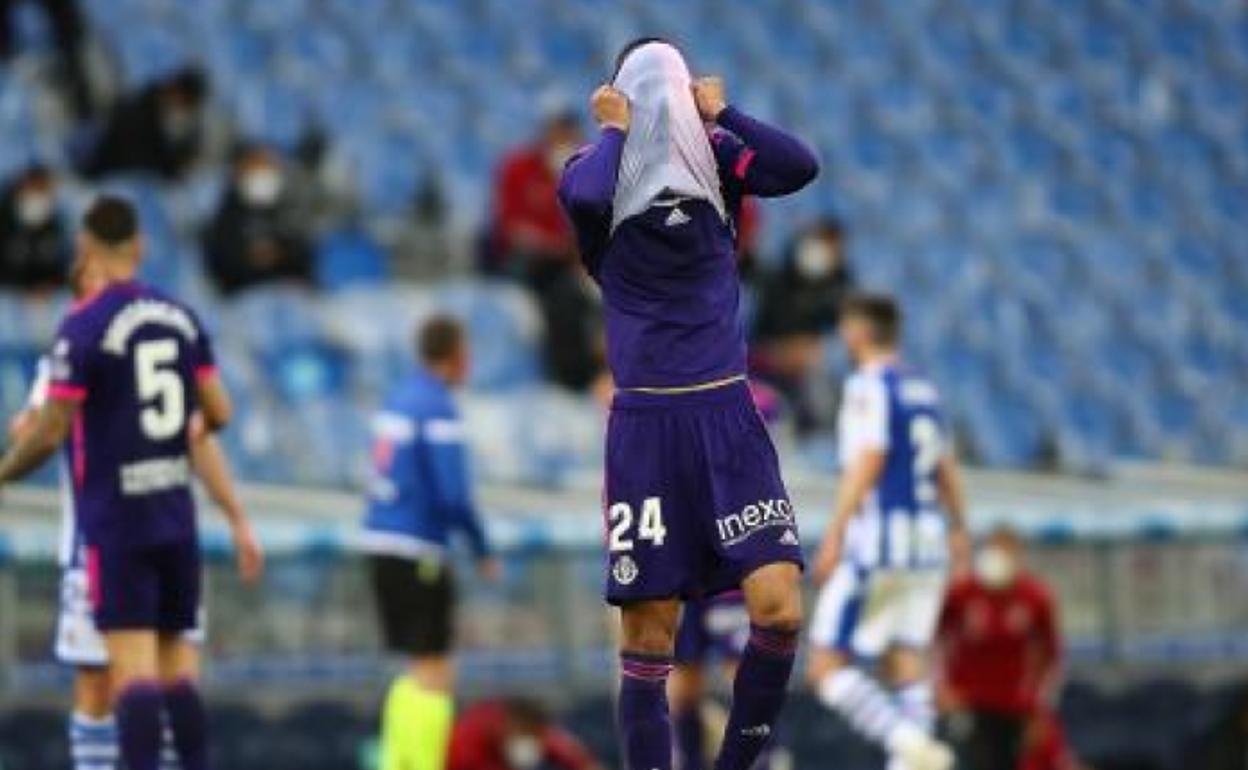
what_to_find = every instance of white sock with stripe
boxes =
[69,712,119,770]
[817,668,923,752]
[894,679,936,734]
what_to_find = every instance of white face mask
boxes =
[503,735,542,770]
[240,169,283,207]
[794,238,835,279]
[975,545,1019,589]
[16,193,54,226]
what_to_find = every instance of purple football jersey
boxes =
[48,281,215,550]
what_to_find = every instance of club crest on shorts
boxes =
[612,554,639,585]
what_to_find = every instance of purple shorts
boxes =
[675,591,751,664]
[87,539,201,633]
[603,380,804,605]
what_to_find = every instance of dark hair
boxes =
[502,697,550,731]
[841,292,901,345]
[417,314,465,365]
[612,36,672,80]
[82,195,138,247]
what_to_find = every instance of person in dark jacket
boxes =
[78,67,208,181]
[202,143,314,296]
[0,165,69,292]
[752,218,854,434]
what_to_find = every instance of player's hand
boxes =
[812,531,843,585]
[231,518,264,584]
[591,85,630,131]
[691,77,727,121]
[477,556,502,583]
[948,528,972,577]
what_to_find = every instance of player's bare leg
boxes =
[156,635,206,770]
[711,562,801,770]
[105,631,165,770]
[808,646,952,770]
[618,598,680,770]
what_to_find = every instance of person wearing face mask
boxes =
[447,698,603,770]
[490,105,606,391]
[0,165,70,292]
[79,67,210,181]
[751,218,854,434]
[201,143,314,297]
[934,527,1064,770]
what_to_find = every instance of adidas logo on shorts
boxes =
[664,207,691,227]
[778,529,800,546]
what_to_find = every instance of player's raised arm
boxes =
[696,77,819,197]
[189,416,263,583]
[556,85,630,218]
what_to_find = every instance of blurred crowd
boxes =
[0,0,857,434]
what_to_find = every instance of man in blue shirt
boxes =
[360,315,497,770]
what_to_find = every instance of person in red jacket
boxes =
[935,527,1063,770]
[447,697,604,770]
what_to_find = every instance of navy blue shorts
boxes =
[675,591,751,664]
[603,380,804,605]
[87,540,201,633]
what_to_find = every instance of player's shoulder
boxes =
[392,368,456,417]
[1017,573,1055,604]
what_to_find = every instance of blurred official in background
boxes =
[935,527,1065,770]
[360,315,498,770]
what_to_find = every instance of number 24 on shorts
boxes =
[608,497,667,552]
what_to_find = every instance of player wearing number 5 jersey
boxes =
[807,294,970,770]
[0,196,244,770]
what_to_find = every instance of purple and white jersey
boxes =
[47,281,215,551]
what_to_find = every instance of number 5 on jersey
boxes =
[608,497,667,552]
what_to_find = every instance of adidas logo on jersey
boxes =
[664,206,691,227]
[778,529,800,546]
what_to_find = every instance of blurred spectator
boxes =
[0,0,92,117]
[448,698,603,770]
[0,165,69,291]
[78,67,209,181]
[751,217,853,433]
[935,527,1065,770]
[489,108,581,274]
[201,143,314,296]
[490,108,602,391]
[754,217,853,341]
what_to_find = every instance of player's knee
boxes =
[749,590,803,634]
[621,623,677,656]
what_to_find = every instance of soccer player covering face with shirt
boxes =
[559,39,819,770]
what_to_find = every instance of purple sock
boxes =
[674,703,704,770]
[117,681,164,770]
[618,652,674,770]
[163,678,208,770]
[713,626,798,770]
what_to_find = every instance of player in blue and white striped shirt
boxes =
[807,294,970,770]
